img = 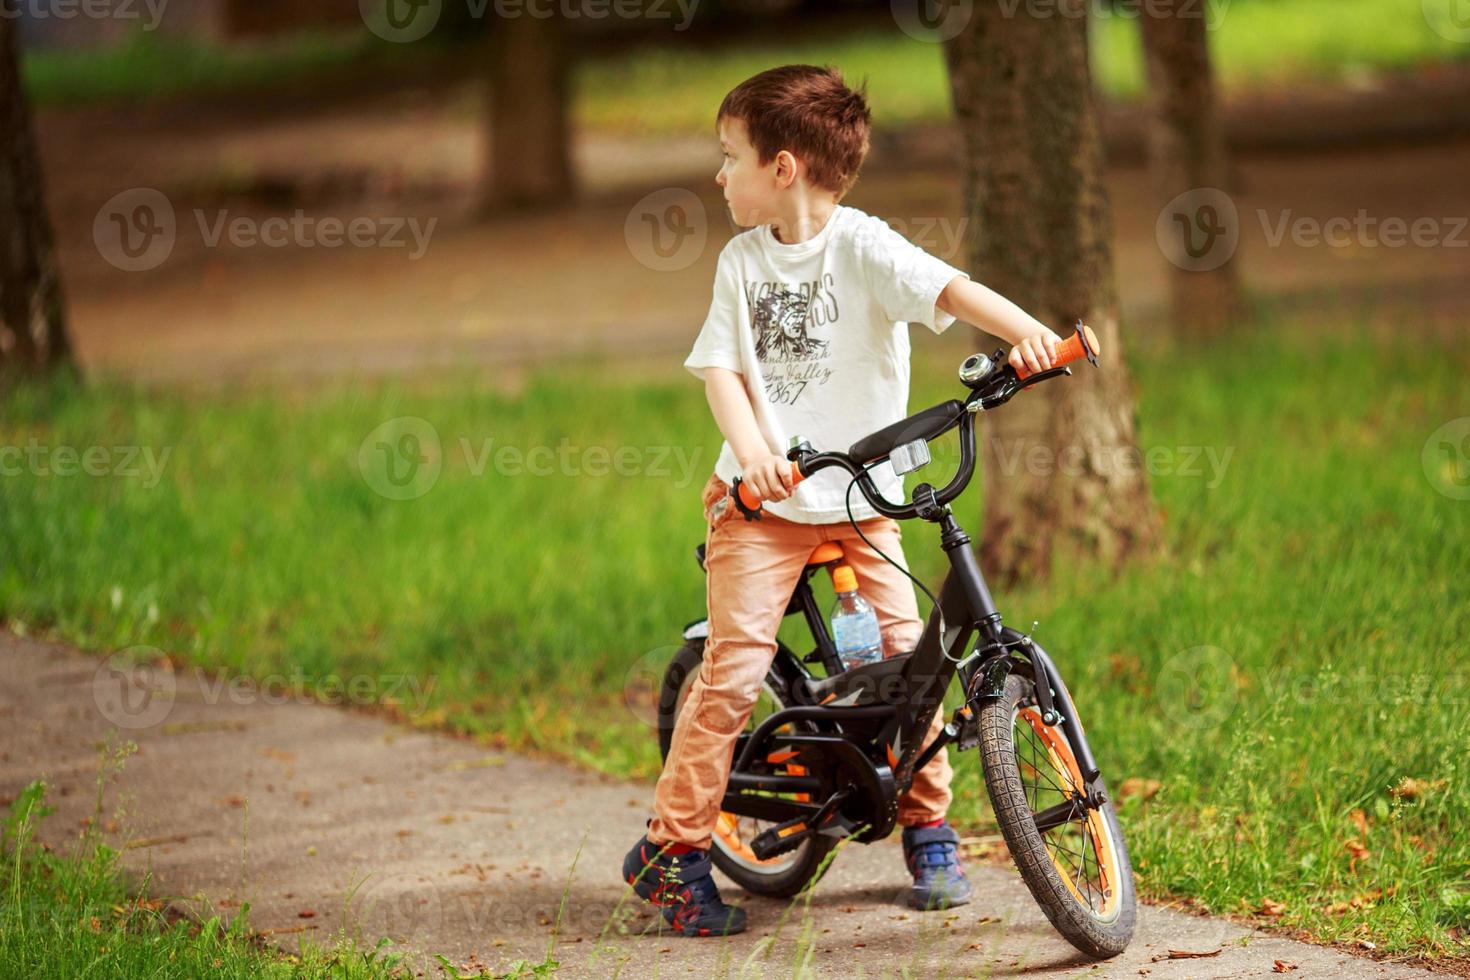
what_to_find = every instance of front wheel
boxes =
[978,672,1137,959]
[657,639,837,899]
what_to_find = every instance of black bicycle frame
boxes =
[716,377,1105,843]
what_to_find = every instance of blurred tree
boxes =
[944,0,1159,585]
[1140,0,1243,333]
[0,7,70,373]
[484,15,573,211]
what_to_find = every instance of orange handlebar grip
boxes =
[736,462,805,511]
[1015,324,1102,380]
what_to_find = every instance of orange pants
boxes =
[648,471,953,850]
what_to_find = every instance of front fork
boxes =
[912,635,1109,809]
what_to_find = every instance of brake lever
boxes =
[978,364,1073,410]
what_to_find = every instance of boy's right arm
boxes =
[704,367,796,502]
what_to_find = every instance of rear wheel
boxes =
[977,672,1136,959]
[657,640,836,898]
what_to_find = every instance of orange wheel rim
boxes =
[1017,707,1120,919]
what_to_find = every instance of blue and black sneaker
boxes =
[901,820,974,910]
[622,835,748,937]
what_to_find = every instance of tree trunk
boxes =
[944,0,1160,586]
[0,7,71,374]
[482,14,573,212]
[1139,0,1244,333]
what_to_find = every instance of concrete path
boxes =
[0,632,1440,978]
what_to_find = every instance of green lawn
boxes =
[1,765,411,978]
[20,0,1470,128]
[2,311,1467,961]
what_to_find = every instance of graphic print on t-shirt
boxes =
[747,278,837,406]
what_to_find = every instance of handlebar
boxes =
[730,321,1101,522]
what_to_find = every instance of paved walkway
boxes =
[1,631,1441,978]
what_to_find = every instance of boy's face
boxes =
[716,116,780,228]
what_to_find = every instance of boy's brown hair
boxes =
[718,65,872,198]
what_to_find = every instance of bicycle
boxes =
[655,323,1136,959]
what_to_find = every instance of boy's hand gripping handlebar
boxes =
[730,462,805,521]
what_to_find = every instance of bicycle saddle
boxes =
[695,541,846,573]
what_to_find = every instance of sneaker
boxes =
[621,834,748,937]
[901,820,973,910]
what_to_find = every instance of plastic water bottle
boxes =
[830,565,883,670]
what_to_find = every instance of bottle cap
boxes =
[832,565,857,594]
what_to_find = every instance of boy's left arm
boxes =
[936,276,1064,378]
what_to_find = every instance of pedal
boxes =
[749,816,815,861]
[749,787,855,860]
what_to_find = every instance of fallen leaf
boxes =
[1258,898,1287,917]
[297,910,316,919]
[1348,808,1370,835]
[1118,778,1163,802]
[1389,777,1447,800]
[1273,960,1298,973]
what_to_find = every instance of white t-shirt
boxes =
[683,205,968,524]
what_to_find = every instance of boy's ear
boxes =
[773,149,800,189]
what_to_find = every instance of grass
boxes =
[18,29,418,108]
[2,310,1468,963]
[19,0,1470,125]
[0,739,413,978]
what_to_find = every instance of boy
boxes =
[622,65,1063,937]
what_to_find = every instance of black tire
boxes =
[977,672,1137,959]
[657,638,837,899]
